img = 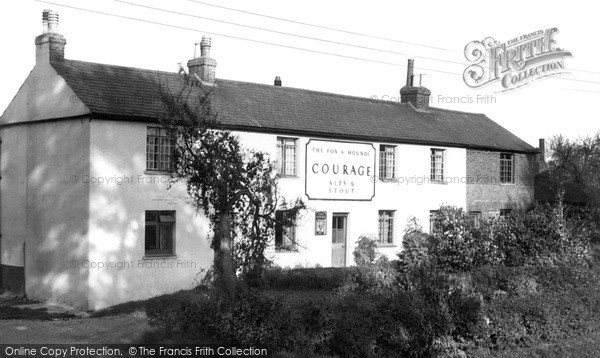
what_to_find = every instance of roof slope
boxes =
[51,59,536,153]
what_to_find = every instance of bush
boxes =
[428,206,501,272]
[397,217,431,272]
[353,234,379,266]
[258,266,349,290]
[469,265,600,351]
[146,288,219,335]
[426,204,593,272]
[337,257,399,296]
[146,264,600,357]
[147,265,488,357]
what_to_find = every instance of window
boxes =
[145,211,175,256]
[499,209,513,218]
[275,210,297,250]
[276,137,297,176]
[379,145,396,179]
[146,127,174,171]
[468,211,482,228]
[429,210,439,233]
[430,149,445,182]
[500,153,515,183]
[378,210,394,244]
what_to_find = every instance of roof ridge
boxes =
[53,59,416,108]
[428,106,486,116]
[52,59,175,76]
[216,78,412,107]
[54,59,492,117]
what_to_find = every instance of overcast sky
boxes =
[1,0,598,148]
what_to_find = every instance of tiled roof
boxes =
[51,59,536,153]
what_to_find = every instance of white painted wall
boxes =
[0,59,91,306]
[88,120,212,310]
[236,132,467,267]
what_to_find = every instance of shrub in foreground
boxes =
[256,266,349,290]
[146,263,600,357]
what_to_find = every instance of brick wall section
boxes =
[466,149,536,215]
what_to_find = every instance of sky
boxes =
[0,0,598,148]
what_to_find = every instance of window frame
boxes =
[500,153,515,184]
[275,210,297,251]
[379,145,396,180]
[468,211,482,228]
[144,210,176,256]
[146,127,174,172]
[429,210,439,234]
[430,148,445,183]
[499,209,513,218]
[378,210,395,245]
[276,137,298,177]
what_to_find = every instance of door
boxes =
[331,214,347,267]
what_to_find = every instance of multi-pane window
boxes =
[146,127,174,171]
[429,210,439,233]
[430,149,445,182]
[378,210,394,244]
[500,209,513,218]
[145,211,175,256]
[276,137,297,176]
[379,145,396,179]
[275,210,296,250]
[469,211,482,228]
[500,153,515,183]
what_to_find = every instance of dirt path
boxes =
[0,312,151,344]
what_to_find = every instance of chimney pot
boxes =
[274,76,282,86]
[42,9,50,33]
[46,9,59,33]
[200,36,211,57]
[406,59,414,87]
[36,10,66,63]
[193,42,201,59]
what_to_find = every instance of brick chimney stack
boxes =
[187,36,217,85]
[536,138,547,172]
[400,59,431,110]
[35,10,66,63]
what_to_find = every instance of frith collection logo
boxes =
[463,28,572,92]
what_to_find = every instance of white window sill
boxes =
[378,244,397,248]
[144,170,176,176]
[275,249,299,253]
[142,254,177,260]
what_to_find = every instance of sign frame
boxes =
[304,139,376,201]
[315,211,327,235]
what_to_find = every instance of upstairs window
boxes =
[276,137,297,176]
[275,210,297,250]
[146,127,174,171]
[500,153,515,183]
[378,210,395,244]
[379,145,396,180]
[145,211,175,256]
[430,149,445,182]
